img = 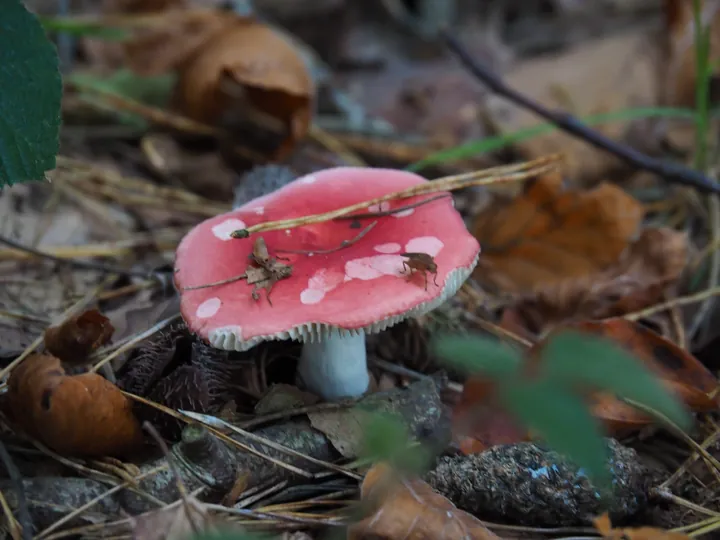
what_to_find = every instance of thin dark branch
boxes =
[333,194,451,221]
[0,439,32,540]
[0,234,169,280]
[442,30,720,195]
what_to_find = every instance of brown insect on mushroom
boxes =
[246,237,292,305]
[400,252,439,291]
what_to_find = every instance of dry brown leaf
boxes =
[121,8,314,162]
[594,512,691,539]
[171,18,314,161]
[44,309,114,366]
[7,354,144,458]
[130,495,221,540]
[485,30,657,180]
[452,318,718,452]
[347,462,499,540]
[499,227,690,337]
[472,173,645,295]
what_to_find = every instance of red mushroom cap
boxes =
[174,167,480,351]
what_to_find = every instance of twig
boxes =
[124,393,313,478]
[333,194,451,221]
[35,465,168,540]
[181,273,248,291]
[238,402,357,430]
[143,423,203,536]
[179,410,362,481]
[0,234,168,279]
[275,221,378,255]
[621,285,720,321]
[231,155,560,237]
[0,440,31,540]
[441,30,720,195]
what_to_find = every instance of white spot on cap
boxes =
[308,268,344,292]
[252,206,264,215]
[299,174,318,184]
[405,236,444,257]
[374,242,401,254]
[300,288,325,304]
[285,229,292,236]
[212,219,246,241]
[196,297,221,318]
[392,208,415,218]
[345,254,405,280]
[368,202,390,213]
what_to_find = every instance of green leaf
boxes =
[40,16,129,40]
[68,70,175,128]
[541,330,692,432]
[359,412,432,475]
[0,0,62,187]
[499,378,611,488]
[432,334,523,379]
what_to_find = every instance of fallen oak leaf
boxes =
[44,309,114,366]
[472,173,644,295]
[499,226,690,338]
[347,462,499,540]
[6,354,144,458]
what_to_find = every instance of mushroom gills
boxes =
[296,330,369,401]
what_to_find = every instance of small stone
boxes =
[425,438,650,527]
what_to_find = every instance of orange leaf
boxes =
[534,319,718,435]
[44,309,114,365]
[452,318,716,451]
[594,512,690,539]
[7,355,144,458]
[479,177,689,337]
[472,174,644,295]
[348,463,499,540]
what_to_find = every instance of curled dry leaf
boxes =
[44,309,114,366]
[122,9,314,162]
[594,512,690,539]
[347,462,499,540]
[172,17,314,161]
[500,226,689,338]
[7,354,144,458]
[452,318,718,453]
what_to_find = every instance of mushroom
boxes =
[174,167,480,400]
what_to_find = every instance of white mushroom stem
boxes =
[296,331,369,401]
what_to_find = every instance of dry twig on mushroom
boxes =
[174,167,481,400]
